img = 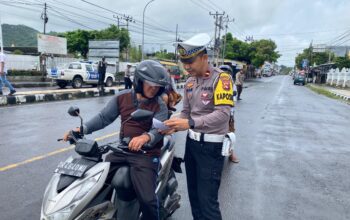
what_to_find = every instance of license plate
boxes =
[55,161,89,177]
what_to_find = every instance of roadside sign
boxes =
[302,59,308,68]
[88,40,120,73]
[38,34,67,55]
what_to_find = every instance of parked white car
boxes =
[48,61,115,89]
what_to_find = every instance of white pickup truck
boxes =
[48,61,115,89]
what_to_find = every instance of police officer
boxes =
[164,33,234,220]
[98,57,107,93]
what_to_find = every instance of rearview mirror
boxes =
[130,109,154,121]
[68,106,80,117]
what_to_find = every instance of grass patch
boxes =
[306,84,349,104]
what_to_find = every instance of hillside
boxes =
[2,24,40,47]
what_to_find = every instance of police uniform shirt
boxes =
[180,65,234,135]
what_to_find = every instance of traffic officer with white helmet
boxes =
[164,33,234,220]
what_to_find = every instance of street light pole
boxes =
[142,0,155,61]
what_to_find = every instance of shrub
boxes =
[7,70,42,76]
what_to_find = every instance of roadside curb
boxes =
[0,84,185,106]
[330,91,350,101]
[307,84,350,102]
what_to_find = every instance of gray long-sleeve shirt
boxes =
[180,65,234,135]
[83,90,168,147]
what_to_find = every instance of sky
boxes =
[1,0,350,67]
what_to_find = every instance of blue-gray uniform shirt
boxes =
[180,65,234,135]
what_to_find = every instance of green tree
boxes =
[63,29,90,58]
[250,39,280,67]
[335,55,350,69]
[129,45,142,62]
[13,49,24,55]
[295,48,333,69]
[223,33,280,68]
[155,49,175,60]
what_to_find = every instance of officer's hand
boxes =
[164,118,190,131]
[63,127,80,142]
[129,134,150,151]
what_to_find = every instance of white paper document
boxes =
[152,118,170,131]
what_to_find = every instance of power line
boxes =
[197,0,217,11]
[189,0,211,13]
[207,0,225,12]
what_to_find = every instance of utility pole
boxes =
[41,2,48,34]
[221,15,234,63]
[118,15,135,62]
[175,24,178,62]
[113,15,121,28]
[40,2,49,81]
[245,36,254,43]
[0,16,3,53]
[209,11,225,66]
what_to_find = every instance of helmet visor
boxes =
[144,80,163,87]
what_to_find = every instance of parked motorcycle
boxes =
[40,106,182,220]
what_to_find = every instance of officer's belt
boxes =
[188,129,225,143]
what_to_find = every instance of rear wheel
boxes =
[105,77,113,87]
[72,76,83,88]
[57,81,67,89]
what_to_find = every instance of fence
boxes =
[326,68,350,88]
[5,54,80,71]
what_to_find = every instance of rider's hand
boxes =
[128,134,150,151]
[63,127,80,142]
[164,118,190,131]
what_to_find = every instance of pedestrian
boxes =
[163,33,234,220]
[0,52,16,96]
[236,69,244,100]
[63,60,169,220]
[124,63,133,89]
[98,57,107,93]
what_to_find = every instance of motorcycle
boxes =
[40,106,182,220]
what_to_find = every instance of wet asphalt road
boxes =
[1,75,349,220]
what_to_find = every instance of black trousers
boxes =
[99,72,106,90]
[124,77,132,89]
[185,137,225,220]
[236,85,243,99]
[106,151,160,220]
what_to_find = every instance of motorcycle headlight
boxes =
[45,204,76,220]
[43,171,103,216]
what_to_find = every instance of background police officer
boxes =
[164,33,234,220]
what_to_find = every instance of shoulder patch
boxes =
[186,81,194,89]
[214,72,234,106]
[219,72,231,91]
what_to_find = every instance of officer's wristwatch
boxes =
[188,118,195,129]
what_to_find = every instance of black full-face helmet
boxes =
[133,60,170,97]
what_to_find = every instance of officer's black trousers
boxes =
[98,72,106,91]
[185,137,225,220]
[106,151,159,220]
[124,77,132,89]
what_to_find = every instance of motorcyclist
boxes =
[63,60,170,220]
